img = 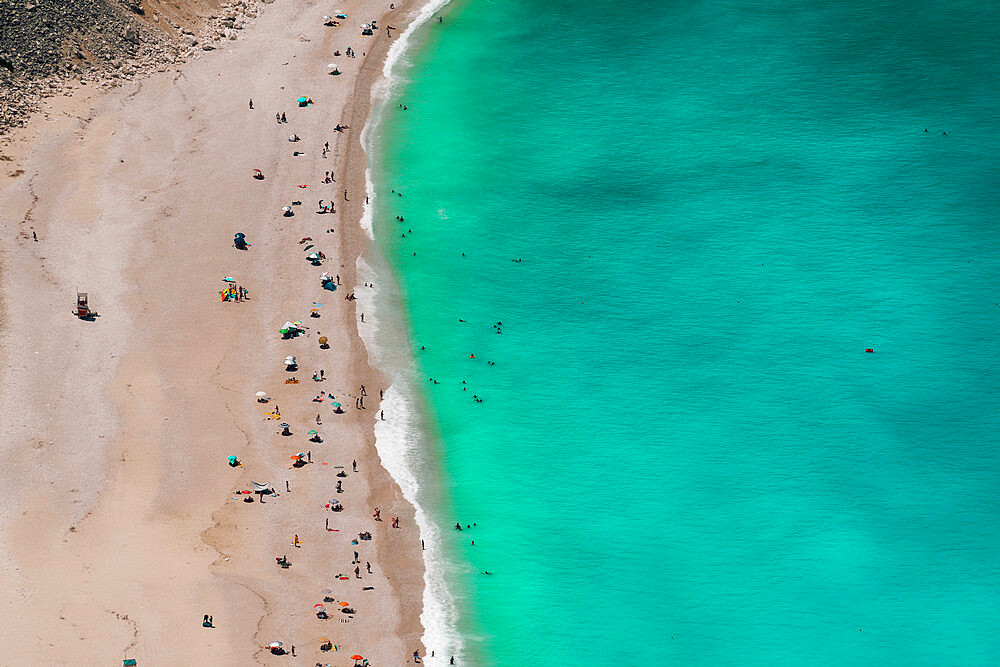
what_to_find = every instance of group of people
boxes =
[221,284,249,302]
[231,16,470,662]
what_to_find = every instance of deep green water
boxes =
[368,1,1000,664]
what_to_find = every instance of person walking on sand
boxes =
[392,517,399,528]
[354,566,361,579]
[281,112,286,122]
[353,550,359,563]
[293,534,301,548]
[366,561,372,574]
[373,508,381,521]
[249,98,253,109]
[353,459,357,472]
[344,189,349,200]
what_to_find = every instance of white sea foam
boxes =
[359,0,452,240]
[356,3,461,661]
[355,256,461,665]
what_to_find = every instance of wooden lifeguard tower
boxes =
[75,292,97,319]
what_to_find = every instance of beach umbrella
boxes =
[293,320,305,327]
[308,429,319,435]
[255,391,267,398]
[339,601,350,607]
[330,402,341,408]
[227,455,238,465]
[321,589,332,595]
[223,276,235,282]
[297,96,308,103]
[314,603,327,612]
[268,641,283,649]
[307,252,320,260]
[351,656,363,661]
[323,15,332,20]
[318,335,329,345]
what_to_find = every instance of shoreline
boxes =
[0,0,439,662]
[355,0,467,661]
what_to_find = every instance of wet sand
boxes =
[0,0,429,662]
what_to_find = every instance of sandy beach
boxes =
[0,0,432,663]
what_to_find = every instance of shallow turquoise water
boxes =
[372,1,1000,664]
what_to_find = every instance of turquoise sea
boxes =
[365,0,1000,664]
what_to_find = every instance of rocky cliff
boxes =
[0,0,265,134]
